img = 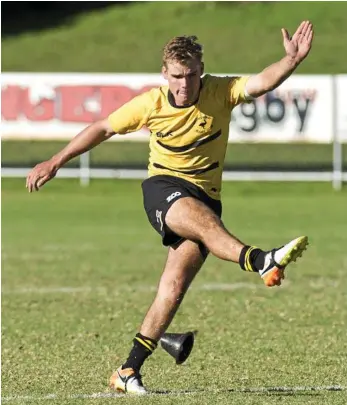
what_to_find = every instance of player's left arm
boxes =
[245,20,314,98]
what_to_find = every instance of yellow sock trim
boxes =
[144,339,157,350]
[135,337,155,352]
[245,247,256,272]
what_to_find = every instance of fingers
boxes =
[305,22,314,43]
[292,20,306,41]
[26,170,50,192]
[25,161,56,193]
[26,174,37,193]
[300,21,313,42]
[281,28,291,42]
[26,171,34,193]
[296,21,313,44]
[37,175,50,189]
[301,20,311,37]
[307,29,314,44]
[27,176,44,192]
[287,21,313,39]
[26,168,38,193]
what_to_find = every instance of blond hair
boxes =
[162,35,203,67]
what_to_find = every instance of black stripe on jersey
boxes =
[157,129,222,153]
[153,161,219,175]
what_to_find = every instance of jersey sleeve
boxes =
[107,91,153,135]
[210,75,252,108]
[228,76,252,106]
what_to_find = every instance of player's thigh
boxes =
[158,239,208,297]
[165,196,224,242]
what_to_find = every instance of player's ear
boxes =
[200,62,204,76]
[162,65,168,80]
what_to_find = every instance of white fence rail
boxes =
[2,167,347,183]
[1,73,346,189]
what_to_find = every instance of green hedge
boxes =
[2,2,347,73]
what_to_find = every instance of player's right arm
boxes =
[26,119,115,192]
[26,90,154,192]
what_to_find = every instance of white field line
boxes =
[2,385,346,402]
[1,279,341,295]
[1,283,260,295]
[1,282,267,295]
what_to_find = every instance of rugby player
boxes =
[26,21,313,394]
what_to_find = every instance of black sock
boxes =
[239,246,266,272]
[122,333,158,373]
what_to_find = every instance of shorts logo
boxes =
[166,191,181,203]
[156,210,164,231]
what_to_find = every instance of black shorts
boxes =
[141,175,222,247]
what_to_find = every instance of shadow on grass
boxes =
[1,1,131,38]
[2,387,343,402]
[151,386,345,396]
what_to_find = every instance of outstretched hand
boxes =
[282,20,314,63]
[26,160,58,192]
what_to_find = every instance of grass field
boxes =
[3,4,346,402]
[2,2,347,74]
[2,178,347,404]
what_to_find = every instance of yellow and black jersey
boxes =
[108,74,250,200]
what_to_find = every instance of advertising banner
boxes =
[336,75,347,141]
[1,73,341,143]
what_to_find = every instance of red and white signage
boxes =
[1,73,164,140]
[231,75,333,143]
[1,73,345,143]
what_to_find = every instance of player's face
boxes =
[162,59,203,106]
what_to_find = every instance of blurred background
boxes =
[2,3,347,403]
[1,1,347,187]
